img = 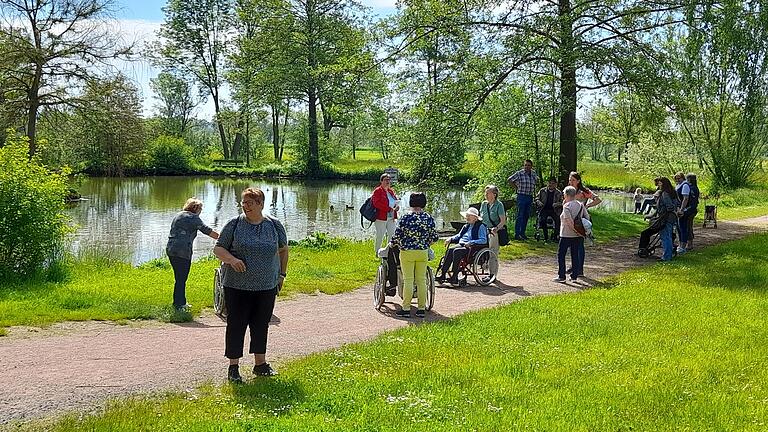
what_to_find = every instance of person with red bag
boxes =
[371,173,399,255]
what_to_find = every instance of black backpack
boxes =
[688,184,700,210]
[359,197,377,228]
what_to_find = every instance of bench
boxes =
[212,159,245,168]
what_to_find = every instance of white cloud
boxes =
[360,0,398,8]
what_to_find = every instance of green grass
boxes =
[0,240,380,329]
[498,208,647,260]
[38,233,768,431]
[579,160,654,192]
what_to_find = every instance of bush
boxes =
[149,135,192,174]
[0,135,72,280]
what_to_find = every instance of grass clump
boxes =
[40,233,768,431]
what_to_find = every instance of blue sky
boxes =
[112,0,397,117]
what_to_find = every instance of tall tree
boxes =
[0,0,132,156]
[235,0,378,175]
[389,0,687,184]
[71,75,145,176]
[154,0,234,158]
[149,72,200,137]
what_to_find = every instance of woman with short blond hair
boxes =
[166,197,219,310]
[214,187,289,382]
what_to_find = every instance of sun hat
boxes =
[460,207,482,220]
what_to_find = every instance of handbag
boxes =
[359,196,377,229]
[572,202,588,237]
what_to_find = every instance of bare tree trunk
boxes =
[271,102,281,160]
[212,93,230,159]
[307,87,320,175]
[558,0,577,185]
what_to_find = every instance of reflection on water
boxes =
[66,177,475,265]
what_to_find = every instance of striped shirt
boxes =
[507,169,538,196]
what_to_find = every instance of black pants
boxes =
[538,208,560,241]
[168,255,191,308]
[639,224,663,250]
[224,287,277,359]
[440,246,469,280]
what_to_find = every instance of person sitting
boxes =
[640,189,660,215]
[535,177,563,242]
[436,207,488,285]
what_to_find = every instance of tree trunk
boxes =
[26,67,43,158]
[245,116,251,167]
[558,0,577,185]
[212,92,230,159]
[307,87,320,175]
[279,99,289,161]
[271,102,281,160]
[232,115,245,160]
[351,124,357,159]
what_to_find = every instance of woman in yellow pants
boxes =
[389,192,439,318]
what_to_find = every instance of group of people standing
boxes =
[637,172,700,261]
[162,162,695,383]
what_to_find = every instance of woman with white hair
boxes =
[554,186,587,282]
[166,198,219,310]
[436,207,489,286]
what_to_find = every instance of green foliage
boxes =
[288,232,341,250]
[40,234,768,431]
[148,135,193,174]
[0,135,71,280]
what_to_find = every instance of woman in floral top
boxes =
[389,192,438,318]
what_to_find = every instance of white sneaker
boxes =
[676,247,686,254]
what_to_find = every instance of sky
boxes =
[112,0,398,118]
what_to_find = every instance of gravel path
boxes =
[1,216,766,426]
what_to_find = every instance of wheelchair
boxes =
[373,246,435,311]
[533,207,559,242]
[436,244,497,287]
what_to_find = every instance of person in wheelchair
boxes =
[388,192,438,318]
[436,207,489,286]
[535,177,563,242]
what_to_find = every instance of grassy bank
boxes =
[39,233,768,431]
[0,210,645,330]
[0,239,379,329]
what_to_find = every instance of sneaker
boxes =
[434,275,446,283]
[553,277,566,283]
[415,310,425,318]
[175,303,191,311]
[514,235,523,241]
[395,309,411,317]
[676,247,687,254]
[565,268,573,274]
[253,362,277,376]
[228,365,243,383]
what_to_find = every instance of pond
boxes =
[65,177,474,265]
[65,177,636,265]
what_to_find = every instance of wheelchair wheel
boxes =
[213,266,227,322]
[472,248,497,286]
[373,262,387,310]
[426,266,435,310]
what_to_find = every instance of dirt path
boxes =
[1,216,767,425]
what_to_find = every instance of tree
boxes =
[388,0,688,184]
[154,0,234,158]
[663,1,768,189]
[234,0,379,175]
[71,75,145,176]
[150,72,200,137]
[0,0,131,157]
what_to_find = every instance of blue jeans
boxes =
[515,194,533,238]
[558,237,584,279]
[661,221,675,261]
[168,255,192,307]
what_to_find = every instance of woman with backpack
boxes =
[554,186,588,282]
[655,177,679,262]
[371,173,399,255]
[683,173,700,251]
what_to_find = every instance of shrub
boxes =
[149,135,192,174]
[0,135,72,280]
